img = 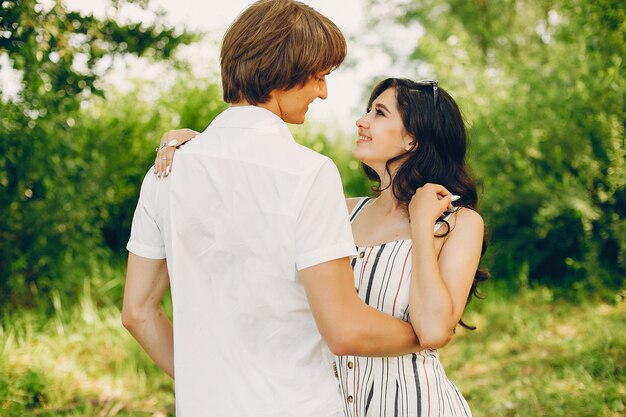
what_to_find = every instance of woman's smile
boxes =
[357,133,372,144]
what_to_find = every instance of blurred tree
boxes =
[0,0,195,304]
[370,0,625,292]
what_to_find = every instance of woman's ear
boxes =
[404,137,417,151]
[403,132,416,152]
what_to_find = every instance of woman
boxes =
[155,78,487,417]
[335,78,486,417]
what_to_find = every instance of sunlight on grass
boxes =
[1,277,174,416]
[1,279,624,416]
[442,285,626,417]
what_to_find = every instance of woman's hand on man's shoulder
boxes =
[154,128,200,177]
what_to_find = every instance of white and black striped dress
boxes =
[335,197,472,417]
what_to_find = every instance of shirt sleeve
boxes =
[295,159,356,270]
[126,170,166,259]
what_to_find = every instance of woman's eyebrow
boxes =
[374,103,390,113]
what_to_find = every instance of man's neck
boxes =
[231,99,281,120]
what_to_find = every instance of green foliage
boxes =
[0,0,195,113]
[0,75,226,307]
[2,0,622,308]
[0,0,196,305]
[371,0,626,291]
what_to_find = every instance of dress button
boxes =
[347,361,354,369]
[359,251,365,258]
[347,395,354,403]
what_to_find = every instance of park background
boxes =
[1,0,624,416]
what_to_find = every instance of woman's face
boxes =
[352,87,414,173]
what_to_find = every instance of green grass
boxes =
[0,280,175,416]
[1,280,624,416]
[444,286,626,417]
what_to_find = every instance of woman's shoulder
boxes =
[450,207,484,237]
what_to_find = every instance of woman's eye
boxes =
[376,109,384,116]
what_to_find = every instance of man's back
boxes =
[165,106,355,416]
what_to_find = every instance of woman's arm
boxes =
[407,184,484,349]
[154,128,199,177]
[300,257,423,356]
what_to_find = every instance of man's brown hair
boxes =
[220,0,347,105]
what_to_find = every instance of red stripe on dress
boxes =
[422,356,431,417]
[355,357,362,417]
[391,244,412,316]
[359,247,373,289]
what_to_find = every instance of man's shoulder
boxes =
[283,144,344,187]
[138,167,158,191]
[187,126,335,172]
[137,166,170,206]
[290,141,334,165]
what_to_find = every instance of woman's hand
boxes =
[154,128,199,177]
[408,183,454,228]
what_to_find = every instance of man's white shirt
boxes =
[127,106,356,417]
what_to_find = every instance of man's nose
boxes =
[318,82,328,100]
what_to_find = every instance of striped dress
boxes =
[335,197,472,417]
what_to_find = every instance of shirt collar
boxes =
[210,105,295,142]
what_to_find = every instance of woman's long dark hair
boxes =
[363,78,489,330]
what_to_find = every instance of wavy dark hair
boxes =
[362,78,489,330]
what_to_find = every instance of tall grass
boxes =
[1,277,624,416]
[444,285,626,417]
[1,273,174,417]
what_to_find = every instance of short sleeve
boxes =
[295,159,356,270]
[126,170,166,259]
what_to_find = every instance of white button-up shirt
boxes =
[127,106,356,417]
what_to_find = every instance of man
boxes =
[122,1,420,416]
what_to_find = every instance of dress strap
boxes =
[349,197,373,223]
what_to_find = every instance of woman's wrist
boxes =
[411,224,437,250]
[410,217,436,233]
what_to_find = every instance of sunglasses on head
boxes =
[406,79,439,108]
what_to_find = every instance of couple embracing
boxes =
[122,1,487,416]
